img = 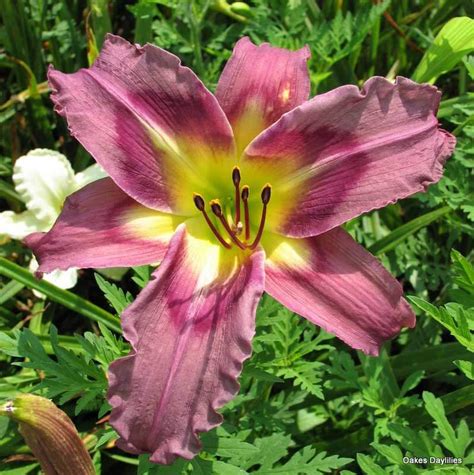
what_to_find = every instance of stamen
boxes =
[232,166,241,224]
[241,185,250,240]
[261,183,272,205]
[194,174,272,251]
[193,193,231,249]
[210,199,246,250]
[193,193,205,211]
[249,184,271,250]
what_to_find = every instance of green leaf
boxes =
[296,408,328,433]
[0,257,120,333]
[129,1,157,45]
[412,17,474,84]
[257,448,351,474]
[387,422,442,458]
[131,265,152,288]
[451,250,474,294]
[371,443,403,466]
[211,461,248,475]
[371,443,419,475]
[241,433,292,471]
[438,94,474,119]
[313,385,474,456]
[306,1,389,67]
[368,206,451,255]
[0,280,24,305]
[0,330,22,357]
[0,178,22,203]
[399,370,425,397]
[94,428,117,450]
[94,273,132,315]
[278,362,324,399]
[422,391,469,458]
[137,453,187,474]
[201,431,259,464]
[454,360,474,380]
[464,54,474,79]
[0,464,39,474]
[243,365,284,383]
[409,297,473,351]
[356,453,386,475]
[0,325,127,415]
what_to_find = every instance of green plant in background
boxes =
[0,1,473,474]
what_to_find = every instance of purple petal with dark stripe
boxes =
[108,225,265,464]
[25,178,177,273]
[243,76,455,238]
[48,34,235,214]
[264,227,415,355]
[216,37,310,154]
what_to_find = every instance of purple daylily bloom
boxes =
[25,35,455,464]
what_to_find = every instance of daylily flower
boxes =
[0,149,106,291]
[25,35,455,464]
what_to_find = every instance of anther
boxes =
[210,199,246,250]
[261,184,272,205]
[249,184,272,250]
[210,199,223,217]
[241,185,250,240]
[193,194,231,249]
[232,166,241,186]
[232,166,241,225]
[193,193,205,211]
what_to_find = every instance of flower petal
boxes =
[243,76,456,238]
[0,210,47,240]
[49,34,236,215]
[25,178,181,273]
[263,227,415,355]
[29,257,78,298]
[73,163,107,190]
[13,149,75,224]
[108,224,265,464]
[216,37,310,155]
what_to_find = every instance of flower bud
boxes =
[1,394,94,475]
[229,2,252,17]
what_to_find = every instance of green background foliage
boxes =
[0,0,473,473]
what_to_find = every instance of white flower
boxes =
[0,149,107,293]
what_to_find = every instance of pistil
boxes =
[232,166,241,225]
[210,200,246,250]
[241,186,250,240]
[193,194,231,249]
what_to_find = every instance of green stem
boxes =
[0,257,121,333]
[211,0,248,23]
[188,1,205,78]
[0,280,24,305]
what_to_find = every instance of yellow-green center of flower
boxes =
[193,166,271,250]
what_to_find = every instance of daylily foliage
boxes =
[25,35,454,464]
